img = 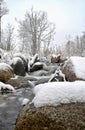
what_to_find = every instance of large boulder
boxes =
[15,80,85,130]
[62,56,85,81]
[32,81,85,108]
[0,63,14,83]
[11,57,26,76]
[13,53,28,72]
[15,103,85,130]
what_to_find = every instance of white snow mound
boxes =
[32,81,85,108]
[70,56,85,79]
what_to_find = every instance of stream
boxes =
[0,61,59,130]
[0,87,34,130]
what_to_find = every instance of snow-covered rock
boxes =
[51,54,61,63]
[30,62,43,72]
[0,81,15,93]
[10,57,26,76]
[32,81,85,108]
[62,56,85,81]
[29,54,39,67]
[13,53,28,72]
[0,63,14,83]
[48,69,66,82]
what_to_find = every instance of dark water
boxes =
[0,87,33,130]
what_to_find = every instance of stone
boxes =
[51,54,61,63]
[62,56,85,81]
[6,76,34,89]
[15,103,85,130]
[49,70,66,82]
[29,54,39,67]
[11,57,26,76]
[13,53,28,72]
[30,62,43,72]
[0,63,14,83]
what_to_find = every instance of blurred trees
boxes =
[0,0,9,43]
[0,2,85,58]
[18,7,55,56]
[65,33,85,57]
[1,23,16,51]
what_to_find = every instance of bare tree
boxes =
[1,23,16,51]
[0,0,9,43]
[74,35,81,56]
[18,7,55,55]
[65,33,85,57]
[80,32,85,56]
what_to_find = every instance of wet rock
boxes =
[15,103,85,130]
[11,57,26,76]
[13,53,28,72]
[0,63,14,83]
[6,76,34,89]
[30,62,43,72]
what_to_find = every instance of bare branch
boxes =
[18,7,55,55]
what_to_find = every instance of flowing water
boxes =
[0,62,59,130]
[0,87,34,130]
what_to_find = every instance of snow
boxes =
[51,54,60,58]
[70,56,85,80]
[48,69,66,82]
[10,57,23,65]
[13,53,26,59]
[1,51,15,64]
[13,52,28,64]
[0,63,13,71]
[11,75,19,79]
[22,98,29,106]
[0,82,15,92]
[19,97,29,106]
[33,62,43,66]
[29,54,38,66]
[32,81,85,108]
[58,70,66,81]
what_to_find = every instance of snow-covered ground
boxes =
[32,81,85,108]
